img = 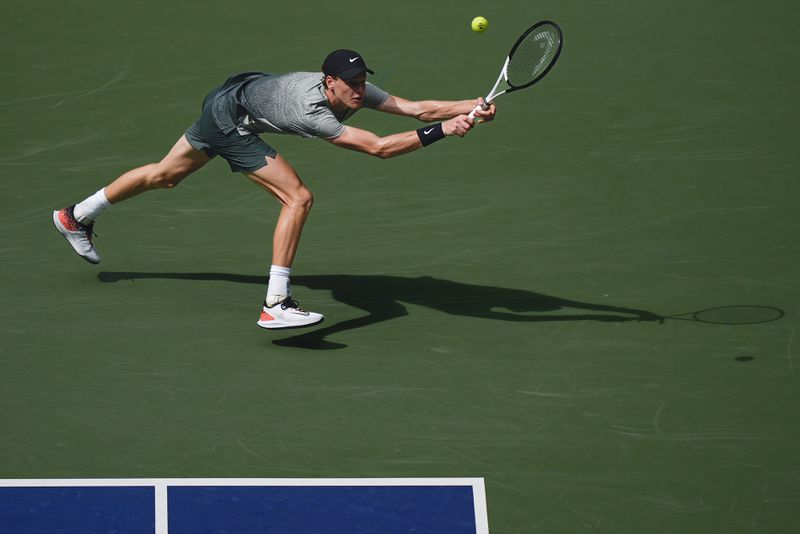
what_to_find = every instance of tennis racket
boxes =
[469,20,563,119]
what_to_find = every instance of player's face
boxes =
[329,74,366,110]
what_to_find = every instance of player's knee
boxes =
[290,188,314,213]
[148,168,186,189]
[150,173,179,189]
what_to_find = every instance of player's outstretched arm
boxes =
[378,95,496,123]
[327,118,473,159]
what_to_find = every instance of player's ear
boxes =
[324,75,335,89]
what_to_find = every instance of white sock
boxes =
[74,188,111,224]
[266,265,291,307]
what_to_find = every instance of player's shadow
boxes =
[98,272,661,350]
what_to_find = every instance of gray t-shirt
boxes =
[210,71,389,140]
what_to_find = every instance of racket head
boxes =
[505,20,563,91]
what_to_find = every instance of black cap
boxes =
[322,49,374,80]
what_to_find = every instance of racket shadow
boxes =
[98,271,663,350]
[660,305,785,326]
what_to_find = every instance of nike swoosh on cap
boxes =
[349,57,359,62]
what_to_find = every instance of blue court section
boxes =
[168,485,476,534]
[0,482,481,534]
[0,486,155,534]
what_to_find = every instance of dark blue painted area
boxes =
[0,486,154,534]
[168,485,477,534]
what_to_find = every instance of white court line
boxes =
[472,479,490,534]
[155,481,168,534]
[0,478,488,534]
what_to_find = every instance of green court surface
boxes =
[2,0,799,531]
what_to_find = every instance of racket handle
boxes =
[467,100,490,120]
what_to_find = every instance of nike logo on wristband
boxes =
[423,128,435,135]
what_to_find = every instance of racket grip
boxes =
[467,100,490,120]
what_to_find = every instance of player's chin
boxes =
[349,98,364,109]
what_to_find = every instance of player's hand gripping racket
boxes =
[469,20,563,120]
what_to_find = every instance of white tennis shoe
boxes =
[52,205,101,264]
[257,297,324,330]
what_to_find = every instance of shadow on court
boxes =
[98,272,663,350]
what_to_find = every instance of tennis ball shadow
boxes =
[98,271,661,351]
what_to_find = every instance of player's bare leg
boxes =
[244,154,323,329]
[105,135,211,202]
[244,154,314,269]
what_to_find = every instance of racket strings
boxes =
[506,24,561,88]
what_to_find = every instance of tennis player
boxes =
[52,49,497,330]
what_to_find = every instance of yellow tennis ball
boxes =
[471,16,488,33]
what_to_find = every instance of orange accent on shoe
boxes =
[58,209,80,231]
[260,311,275,322]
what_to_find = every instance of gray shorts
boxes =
[185,87,277,173]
